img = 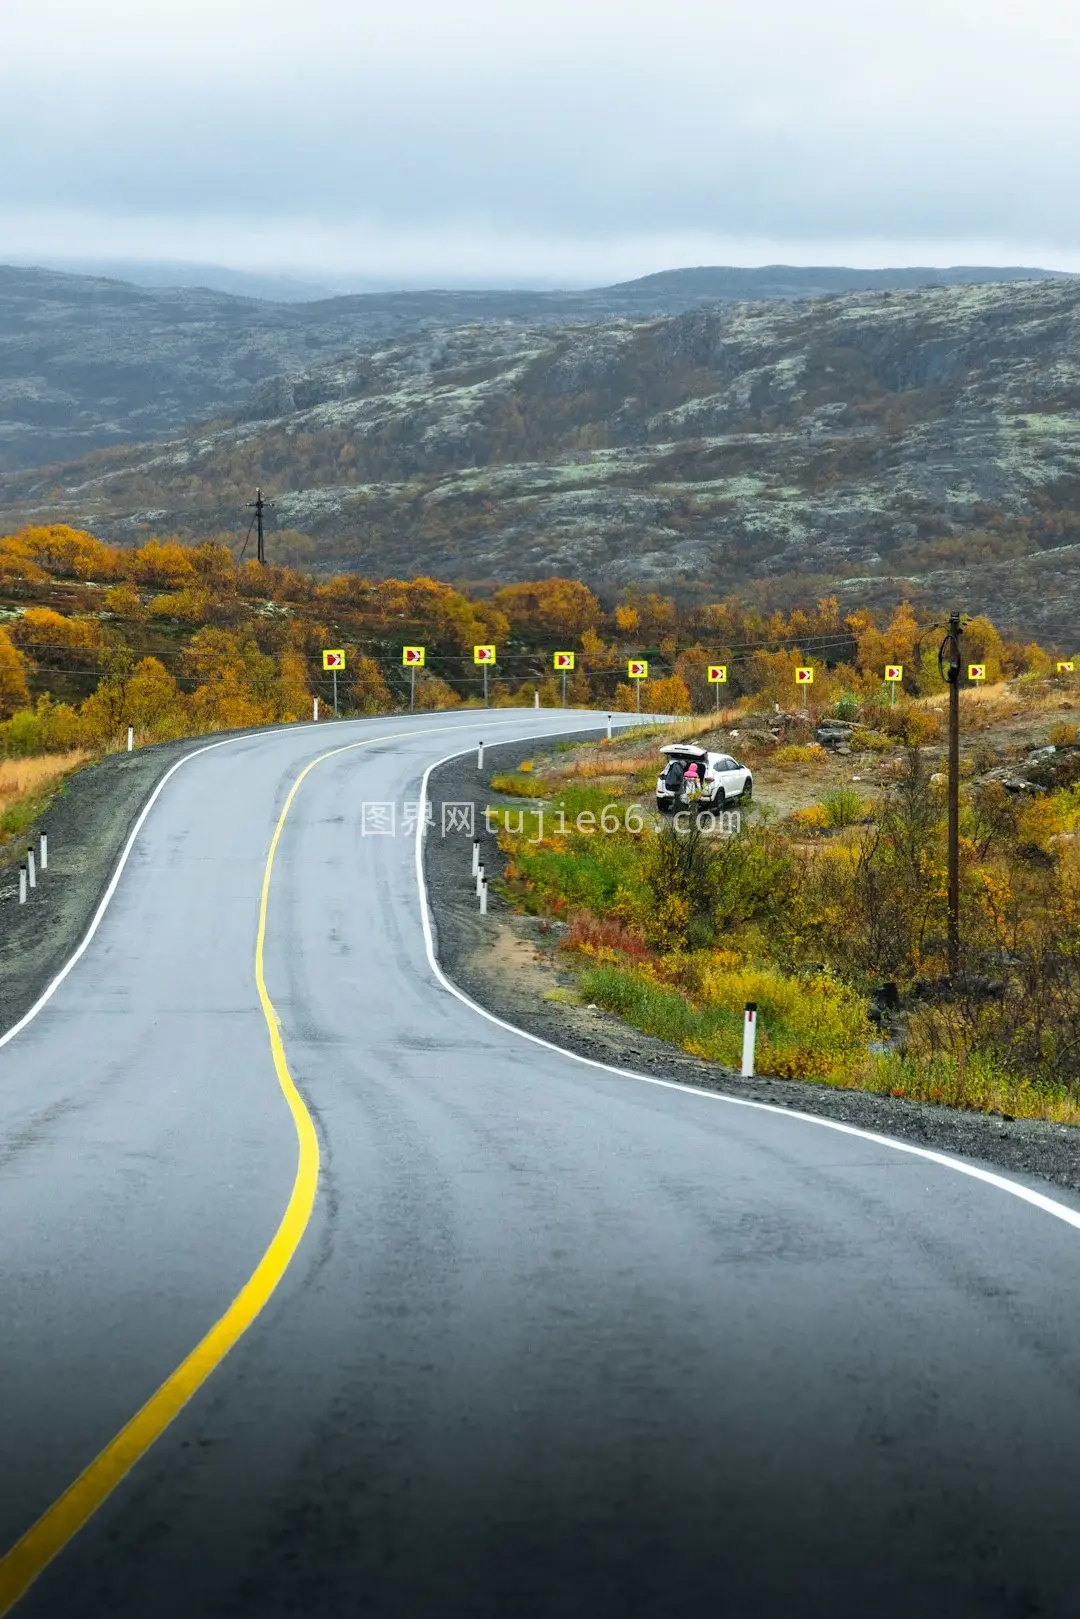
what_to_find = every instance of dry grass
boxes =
[0,751,89,825]
[658,711,742,739]
[919,681,1011,708]
[568,752,654,778]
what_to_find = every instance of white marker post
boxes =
[479,880,488,915]
[471,839,480,876]
[39,833,47,872]
[534,689,540,708]
[26,848,35,889]
[313,696,319,722]
[477,741,484,771]
[19,867,27,905]
[607,714,612,739]
[741,1002,758,1078]
[476,863,485,897]
[127,725,134,752]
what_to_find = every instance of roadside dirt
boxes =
[426,736,1080,1197]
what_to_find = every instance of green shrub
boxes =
[821,787,869,828]
[1,709,44,757]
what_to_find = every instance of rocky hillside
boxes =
[0,262,1061,473]
[7,276,1080,639]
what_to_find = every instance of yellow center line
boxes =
[0,715,531,1612]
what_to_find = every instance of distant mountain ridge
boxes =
[0,260,1069,473]
[603,264,1069,301]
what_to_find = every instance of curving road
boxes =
[4,710,1080,1617]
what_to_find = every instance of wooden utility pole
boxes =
[942,610,962,982]
[248,487,268,565]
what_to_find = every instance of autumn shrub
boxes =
[103,583,146,619]
[776,755,949,986]
[490,772,547,798]
[12,607,100,665]
[848,725,893,752]
[789,804,829,832]
[412,673,462,711]
[347,654,394,714]
[878,704,940,746]
[0,629,30,718]
[648,673,693,715]
[856,1049,1080,1125]
[578,958,871,1079]
[707,820,795,935]
[565,910,651,963]
[773,743,826,764]
[148,587,214,623]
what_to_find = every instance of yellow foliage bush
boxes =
[774,743,826,764]
[789,804,829,831]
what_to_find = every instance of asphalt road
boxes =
[4,710,1080,1618]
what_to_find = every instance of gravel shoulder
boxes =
[425,735,1080,1200]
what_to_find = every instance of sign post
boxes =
[403,645,425,711]
[627,659,648,714]
[322,648,345,715]
[885,663,903,706]
[474,644,496,706]
[707,663,728,713]
[554,650,575,707]
[795,666,814,709]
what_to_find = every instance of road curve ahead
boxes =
[4,709,1080,1618]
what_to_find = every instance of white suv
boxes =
[655,745,753,814]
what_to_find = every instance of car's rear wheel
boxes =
[741,777,753,803]
[711,787,727,811]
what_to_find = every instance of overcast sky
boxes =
[4,0,1080,286]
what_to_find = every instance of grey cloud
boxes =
[3,0,1080,272]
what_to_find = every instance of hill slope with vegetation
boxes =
[6,278,1080,639]
[5,262,1052,475]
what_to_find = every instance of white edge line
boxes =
[415,732,1080,1237]
[0,730,256,1051]
[0,709,577,1055]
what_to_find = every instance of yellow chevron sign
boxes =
[321,649,345,670]
[627,659,648,679]
[707,665,728,683]
[553,651,575,670]
[402,646,425,666]
[474,645,496,665]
